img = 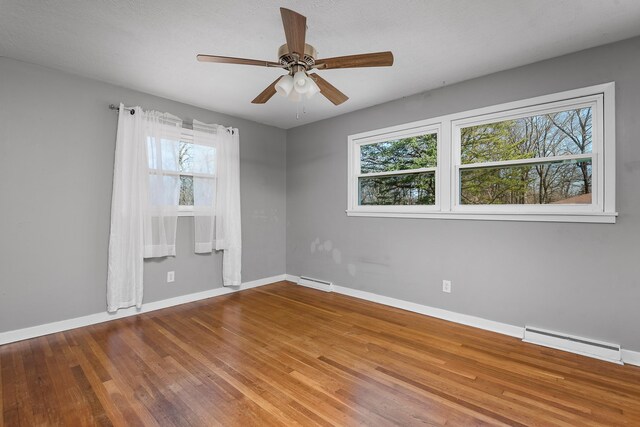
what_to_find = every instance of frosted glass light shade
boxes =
[305,78,320,99]
[293,71,311,94]
[275,75,294,97]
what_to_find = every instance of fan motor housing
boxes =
[278,43,317,70]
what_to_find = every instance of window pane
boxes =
[360,133,437,174]
[179,142,216,174]
[359,172,435,205]
[460,159,592,205]
[461,107,592,164]
[147,138,180,171]
[179,175,194,206]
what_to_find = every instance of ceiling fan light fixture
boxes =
[201,8,391,106]
[275,75,294,97]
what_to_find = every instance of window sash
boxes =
[355,126,440,147]
[453,97,600,139]
[457,155,595,208]
[458,153,592,170]
[357,166,436,178]
[148,169,215,180]
[453,98,600,170]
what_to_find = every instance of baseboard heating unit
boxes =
[297,276,334,292]
[523,326,622,364]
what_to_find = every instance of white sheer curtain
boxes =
[192,121,218,253]
[143,111,182,258]
[192,120,242,287]
[107,105,182,312]
[107,105,145,312]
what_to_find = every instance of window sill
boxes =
[345,210,618,224]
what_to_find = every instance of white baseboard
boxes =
[0,274,285,346]
[284,274,299,283]
[622,349,640,367]
[286,274,640,367]
[333,284,524,338]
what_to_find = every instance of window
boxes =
[146,128,216,216]
[347,82,616,223]
[354,125,440,210]
[454,97,600,212]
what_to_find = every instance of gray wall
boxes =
[0,57,286,333]
[286,37,640,351]
[3,36,640,352]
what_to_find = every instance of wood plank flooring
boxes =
[2,281,640,426]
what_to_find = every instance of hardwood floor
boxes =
[2,281,640,426]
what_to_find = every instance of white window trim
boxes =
[346,82,617,223]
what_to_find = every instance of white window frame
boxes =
[348,123,442,213]
[346,82,616,223]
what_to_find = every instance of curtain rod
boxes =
[109,104,135,115]
[108,104,235,134]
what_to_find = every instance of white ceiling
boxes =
[2,1,640,129]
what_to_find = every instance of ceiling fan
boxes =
[197,7,394,106]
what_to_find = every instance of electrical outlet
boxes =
[167,271,175,283]
[442,280,451,293]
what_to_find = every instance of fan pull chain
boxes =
[296,99,307,120]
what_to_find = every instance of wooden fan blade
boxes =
[197,54,282,68]
[280,8,306,58]
[309,73,348,106]
[251,77,282,104]
[314,51,394,69]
